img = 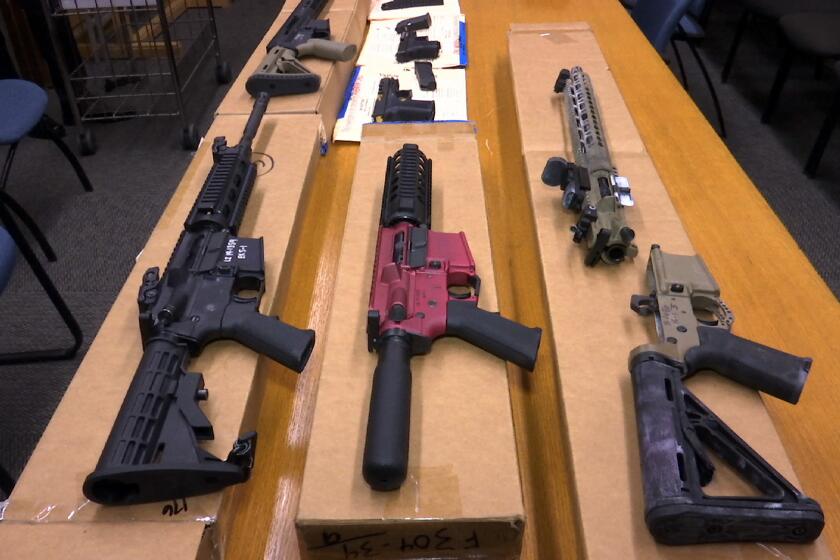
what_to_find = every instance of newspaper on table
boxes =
[357,14,466,69]
[369,0,461,21]
[334,65,468,143]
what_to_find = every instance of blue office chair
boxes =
[0,79,85,364]
[0,227,14,293]
[0,79,92,263]
[632,0,726,137]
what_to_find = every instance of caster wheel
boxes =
[181,124,201,151]
[216,61,232,85]
[79,128,97,156]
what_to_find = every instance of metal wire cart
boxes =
[42,0,231,154]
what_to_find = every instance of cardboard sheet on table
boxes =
[0,522,207,559]
[510,23,831,560]
[215,9,363,140]
[297,122,524,559]
[509,22,646,156]
[4,114,322,526]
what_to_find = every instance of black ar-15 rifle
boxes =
[82,94,316,506]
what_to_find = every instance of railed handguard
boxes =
[363,144,541,492]
[83,94,316,506]
[541,67,637,266]
[629,245,823,544]
[245,0,356,97]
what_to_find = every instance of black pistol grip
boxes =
[685,326,812,404]
[445,300,542,371]
[363,334,413,491]
[84,339,250,505]
[221,307,315,373]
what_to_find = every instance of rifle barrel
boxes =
[241,93,270,149]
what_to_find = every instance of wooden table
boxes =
[222,1,840,558]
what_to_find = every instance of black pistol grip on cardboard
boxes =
[446,300,541,371]
[685,326,811,404]
[220,304,315,373]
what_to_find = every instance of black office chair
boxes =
[721,0,840,83]
[804,61,840,177]
[632,0,726,137]
[761,13,840,124]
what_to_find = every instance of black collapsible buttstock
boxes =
[630,353,824,545]
[363,334,413,491]
[685,326,811,404]
[446,300,541,371]
[83,339,257,505]
[246,70,321,98]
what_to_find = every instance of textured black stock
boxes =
[83,339,252,505]
[446,301,542,371]
[363,334,413,491]
[685,326,811,404]
[220,304,315,372]
[631,353,824,545]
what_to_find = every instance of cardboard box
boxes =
[0,113,323,557]
[508,23,832,559]
[215,9,365,146]
[296,122,525,560]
